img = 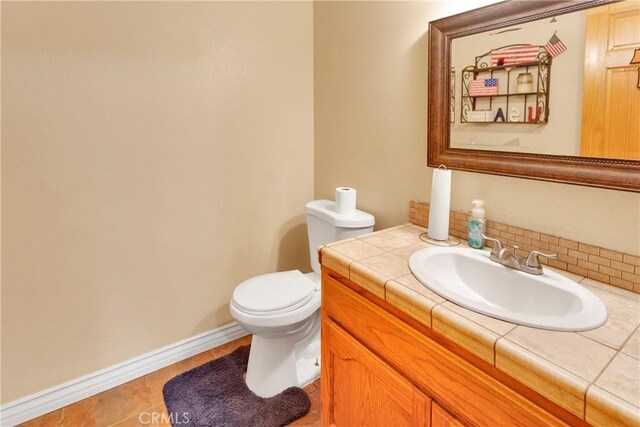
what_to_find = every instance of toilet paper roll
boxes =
[427,167,451,241]
[335,187,356,215]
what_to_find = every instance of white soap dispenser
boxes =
[468,200,486,249]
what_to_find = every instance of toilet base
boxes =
[245,310,321,398]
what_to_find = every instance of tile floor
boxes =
[18,336,321,427]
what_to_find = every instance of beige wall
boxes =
[313,1,640,255]
[1,1,313,403]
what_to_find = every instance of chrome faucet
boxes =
[481,234,556,275]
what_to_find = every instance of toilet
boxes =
[229,199,374,397]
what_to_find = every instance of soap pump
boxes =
[468,200,486,249]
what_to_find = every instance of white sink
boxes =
[408,247,607,331]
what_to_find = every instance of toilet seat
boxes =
[232,270,316,316]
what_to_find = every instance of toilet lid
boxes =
[232,270,316,315]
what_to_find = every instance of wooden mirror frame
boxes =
[428,0,640,192]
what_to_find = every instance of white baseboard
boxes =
[0,321,247,426]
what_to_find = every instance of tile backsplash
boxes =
[409,201,640,294]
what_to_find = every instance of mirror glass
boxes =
[449,0,639,160]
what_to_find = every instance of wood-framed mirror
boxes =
[428,0,640,192]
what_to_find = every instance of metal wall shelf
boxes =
[460,44,552,124]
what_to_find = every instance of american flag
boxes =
[545,34,567,57]
[491,45,540,66]
[469,78,498,96]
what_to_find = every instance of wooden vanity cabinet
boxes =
[431,402,465,427]
[323,318,431,426]
[320,268,581,427]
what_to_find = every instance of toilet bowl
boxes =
[229,199,374,398]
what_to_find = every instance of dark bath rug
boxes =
[163,345,311,427]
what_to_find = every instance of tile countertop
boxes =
[318,224,640,427]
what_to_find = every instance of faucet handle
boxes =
[482,234,503,256]
[526,251,557,268]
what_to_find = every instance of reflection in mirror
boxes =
[449,0,639,160]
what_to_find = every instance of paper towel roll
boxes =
[335,187,356,215]
[427,167,451,241]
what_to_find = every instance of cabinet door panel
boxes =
[322,317,430,427]
[581,0,640,159]
[432,402,465,427]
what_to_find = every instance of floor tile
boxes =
[63,376,152,427]
[288,389,321,426]
[210,334,252,358]
[61,395,98,427]
[109,403,173,427]
[19,334,301,427]
[108,411,150,427]
[302,382,317,394]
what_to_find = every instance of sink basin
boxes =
[408,247,607,331]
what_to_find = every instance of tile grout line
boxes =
[617,324,640,361]
[434,303,517,341]
[106,407,153,427]
[496,337,596,385]
[577,329,633,352]
[335,244,411,265]
[384,277,443,329]
[582,323,640,412]
[106,367,173,427]
[493,336,501,366]
[145,375,156,409]
[582,344,623,421]
[348,257,410,285]
[493,336,595,422]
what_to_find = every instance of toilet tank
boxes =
[305,200,375,276]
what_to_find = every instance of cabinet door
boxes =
[581,0,640,159]
[322,317,430,427]
[432,402,465,427]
